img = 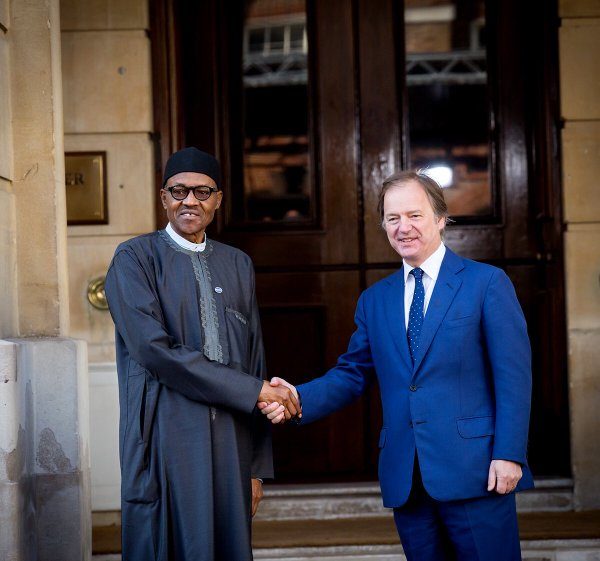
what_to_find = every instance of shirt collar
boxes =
[165,222,207,252]
[403,242,446,283]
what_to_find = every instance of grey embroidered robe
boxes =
[105,230,273,561]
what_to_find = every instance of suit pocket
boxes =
[378,428,387,448]
[122,365,160,504]
[456,415,495,438]
[139,376,159,444]
[126,362,159,444]
[445,315,479,328]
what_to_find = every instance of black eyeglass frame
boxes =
[164,184,220,201]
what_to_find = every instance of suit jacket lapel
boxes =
[411,249,464,377]
[384,269,413,373]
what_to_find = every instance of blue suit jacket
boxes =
[298,248,534,507]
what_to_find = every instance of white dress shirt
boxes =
[165,222,207,252]
[403,243,446,329]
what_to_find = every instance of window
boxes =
[405,0,493,218]
[240,1,313,224]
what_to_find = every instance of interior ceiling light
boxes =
[422,165,453,188]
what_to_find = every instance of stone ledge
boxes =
[93,539,600,561]
[252,539,600,560]
[255,479,574,520]
[91,478,575,525]
[93,512,600,557]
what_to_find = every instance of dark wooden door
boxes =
[151,0,569,481]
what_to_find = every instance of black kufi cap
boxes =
[162,147,221,187]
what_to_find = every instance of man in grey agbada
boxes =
[105,147,300,561]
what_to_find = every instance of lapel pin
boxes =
[214,286,223,293]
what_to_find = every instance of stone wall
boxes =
[11,0,70,337]
[0,1,91,559]
[1,0,71,339]
[0,3,18,339]
[59,0,156,511]
[61,0,155,364]
[559,0,600,510]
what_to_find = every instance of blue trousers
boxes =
[393,462,522,561]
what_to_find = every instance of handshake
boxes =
[257,377,300,424]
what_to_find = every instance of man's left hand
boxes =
[487,459,522,494]
[251,478,263,517]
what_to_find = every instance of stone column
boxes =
[0,339,91,561]
[0,0,91,559]
[0,341,22,559]
[559,0,600,510]
[11,0,69,336]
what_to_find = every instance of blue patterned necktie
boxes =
[407,267,425,364]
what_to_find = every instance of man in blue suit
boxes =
[260,171,533,560]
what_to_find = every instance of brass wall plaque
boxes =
[65,151,108,225]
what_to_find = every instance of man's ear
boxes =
[160,188,168,209]
[215,191,223,209]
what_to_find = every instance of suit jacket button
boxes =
[409,385,417,392]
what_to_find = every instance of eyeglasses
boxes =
[165,184,219,201]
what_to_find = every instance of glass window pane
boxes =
[242,0,311,224]
[405,0,492,217]
[248,28,265,54]
[289,23,305,52]
[269,26,285,53]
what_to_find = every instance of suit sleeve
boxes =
[105,249,263,414]
[246,264,274,479]
[482,268,532,465]
[297,291,375,424]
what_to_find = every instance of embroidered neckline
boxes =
[159,229,214,257]
[158,230,223,363]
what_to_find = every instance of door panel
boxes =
[256,270,365,480]
[488,0,537,260]
[156,0,569,481]
[358,0,404,265]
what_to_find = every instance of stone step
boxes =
[253,541,600,560]
[94,539,600,561]
[93,510,600,557]
[92,480,582,558]
[90,478,575,530]
[254,478,574,521]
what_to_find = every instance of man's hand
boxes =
[257,378,301,421]
[257,377,299,424]
[251,478,263,517]
[487,459,522,494]
[258,401,286,423]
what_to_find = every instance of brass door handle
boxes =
[87,276,108,310]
